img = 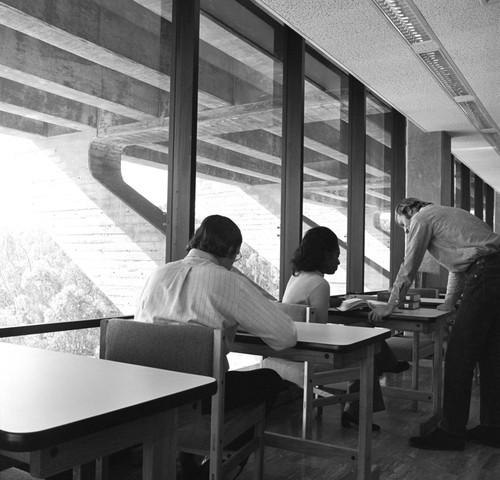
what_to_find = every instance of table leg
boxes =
[72,462,96,480]
[95,456,108,480]
[419,323,445,436]
[302,361,314,440]
[142,410,177,480]
[358,344,375,480]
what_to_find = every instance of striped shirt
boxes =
[135,249,297,358]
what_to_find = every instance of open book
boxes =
[334,297,387,312]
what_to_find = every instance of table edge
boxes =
[0,380,216,452]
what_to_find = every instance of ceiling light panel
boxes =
[372,0,500,155]
[419,50,470,98]
[372,0,431,44]
[458,101,494,131]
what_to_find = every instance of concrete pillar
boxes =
[406,121,452,289]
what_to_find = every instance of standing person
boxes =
[369,198,500,450]
[135,214,297,476]
[281,226,408,430]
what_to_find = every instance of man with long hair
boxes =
[370,198,500,451]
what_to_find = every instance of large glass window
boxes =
[470,173,476,215]
[0,0,171,353]
[302,50,349,295]
[196,0,284,298]
[0,0,409,353]
[364,92,392,291]
[454,157,462,207]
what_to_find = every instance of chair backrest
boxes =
[274,302,315,323]
[100,319,234,478]
[100,319,221,378]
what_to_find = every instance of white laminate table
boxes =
[329,306,453,434]
[233,322,391,480]
[0,342,216,479]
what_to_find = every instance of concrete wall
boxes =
[406,122,452,289]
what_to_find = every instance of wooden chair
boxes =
[100,318,265,480]
[262,303,359,439]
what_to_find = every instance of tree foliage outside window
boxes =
[0,227,120,356]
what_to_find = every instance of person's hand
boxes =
[330,297,343,308]
[436,303,455,312]
[369,304,396,323]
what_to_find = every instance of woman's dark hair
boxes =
[395,198,433,219]
[187,215,242,257]
[291,227,339,274]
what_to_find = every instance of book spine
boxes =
[377,292,421,302]
[401,300,421,310]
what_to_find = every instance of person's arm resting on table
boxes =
[235,277,297,350]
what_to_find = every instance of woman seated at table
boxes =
[281,226,409,430]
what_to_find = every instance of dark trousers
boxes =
[345,334,400,416]
[201,367,283,415]
[345,344,391,416]
[224,368,284,413]
[201,368,283,451]
[441,252,500,437]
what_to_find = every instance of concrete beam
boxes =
[0,110,75,136]
[0,0,229,109]
[0,77,96,131]
[0,0,170,89]
[0,24,164,120]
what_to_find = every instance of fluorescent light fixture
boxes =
[372,0,500,154]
